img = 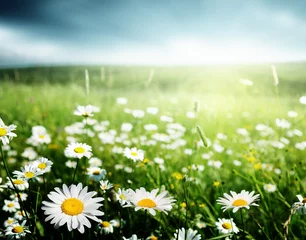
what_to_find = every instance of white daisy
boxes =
[14,210,28,221]
[215,218,239,234]
[98,220,114,234]
[263,183,277,193]
[2,200,20,213]
[172,228,201,240]
[64,142,92,159]
[0,118,17,145]
[41,183,104,233]
[87,167,106,182]
[4,217,16,227]
[217,190,260,213]
[123,147,144,162]
[116,97,128,105]
[99,180,113,193]
[6,177,29,191]
[292,195,306,214]
[74,105,94,117]
[115,188,130,206]
[124,187,176,216]
[123,234,140,240]
[13,164,43,180]
[88,157,102,167]
[5,220,31,239]
[34,157,53,173]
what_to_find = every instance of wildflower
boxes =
[299,96,306,104]
[65,160,77,168]
[21,147,37,160]
[27,126,51,146]
[3,200,20,213]
[292,195,306,214]
[10,193,28,202]
[132,109,145,118]
[146,235,158,240]
[144,124,158,131]
[207,160,222,168]
[146,107,159,115]
[64,142,92,159]
[13,164,43,181]
[100,180,113,193]
[115,188,130,206]
[124,187,176,216]
[196,221,206,229]
[116,97,128,105]
[121,123,133,132]
[217,190,260,213]
[264,183,277,193]
[0,118,17,145]
[186,111,195,119]
[34,157,53,173]
[87,167,106,182]
[173,228,201,240]
[88,157,102,167]
[41,183,104,233]
[123,234,139,240]
[123,147,144,162]
[215,218,239,234]
[172,172,184,180]
[4,217,16,227]
[5,220,31,239]
[6,177,29,191]
[74,105,94,117]
[276,118,291,129]
[98,220,114,234]
[288,111,298,118]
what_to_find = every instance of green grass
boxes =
[0,63,306,239]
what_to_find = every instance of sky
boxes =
[0,0,306,66]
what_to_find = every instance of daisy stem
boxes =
[72,158,80,183]
[0,144,32,229]
[240,209,246,240]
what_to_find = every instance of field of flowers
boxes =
[0,64,306,239]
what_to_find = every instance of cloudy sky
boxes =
[0,0,306,66]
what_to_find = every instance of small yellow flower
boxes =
[213,181,221,187]
[180,202,187,208]
[253,163,262,170]
[199,203,206,208]
[172,172,183,180]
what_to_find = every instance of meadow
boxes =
[0,63,306,239]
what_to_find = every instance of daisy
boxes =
[13,164,43,181]
[240,79,253,86]
[10,193,28,202]
[5,221,31,239]
[115,188,130,206]
[88,157,102,167]
[14,210,28,221]
[4,217,16,227]
[146,107,159,115]
[121,123,133,132]
[116,97,128,105]
[98,220,114,234]
[41,183,104,233]
[3,200,20,213]
[292,195,306,214]
[100,180,113,193]
[87,167,106,182]
[74,105,94,117]
[172,228,201,240]
[263,183,277,193]
[34,157,53,173]
[215,218,239,234]
[217,190,260,213]
[124,187,176,216]
[27,126,51,146]
[123,234,140,240]
[6,177,29,191]
[0,118,17,145]
[64,142,92,159]
[21,147,38,160]
[123,147,144,162]
[299,96,306,104]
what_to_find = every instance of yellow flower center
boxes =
[0,127,7,136]
[8,203,15,207]
[302,198,306,203]
[8,219,14,224]
[13,179,24,185]
[101,221,111,228]
[25,172,35,179]
[82,112,89,117]
[119,194,126,200]
[232,199,248,207]
[74,147,85,153]
[93,170,101,175]
[38,163,47,169]
[150,236,158,240]
[137,198,156,208]
[13,226,24,233]
[131,151,137,156]
[61,198,84,216]
[39,135,45,139]
[222,222,232,230]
